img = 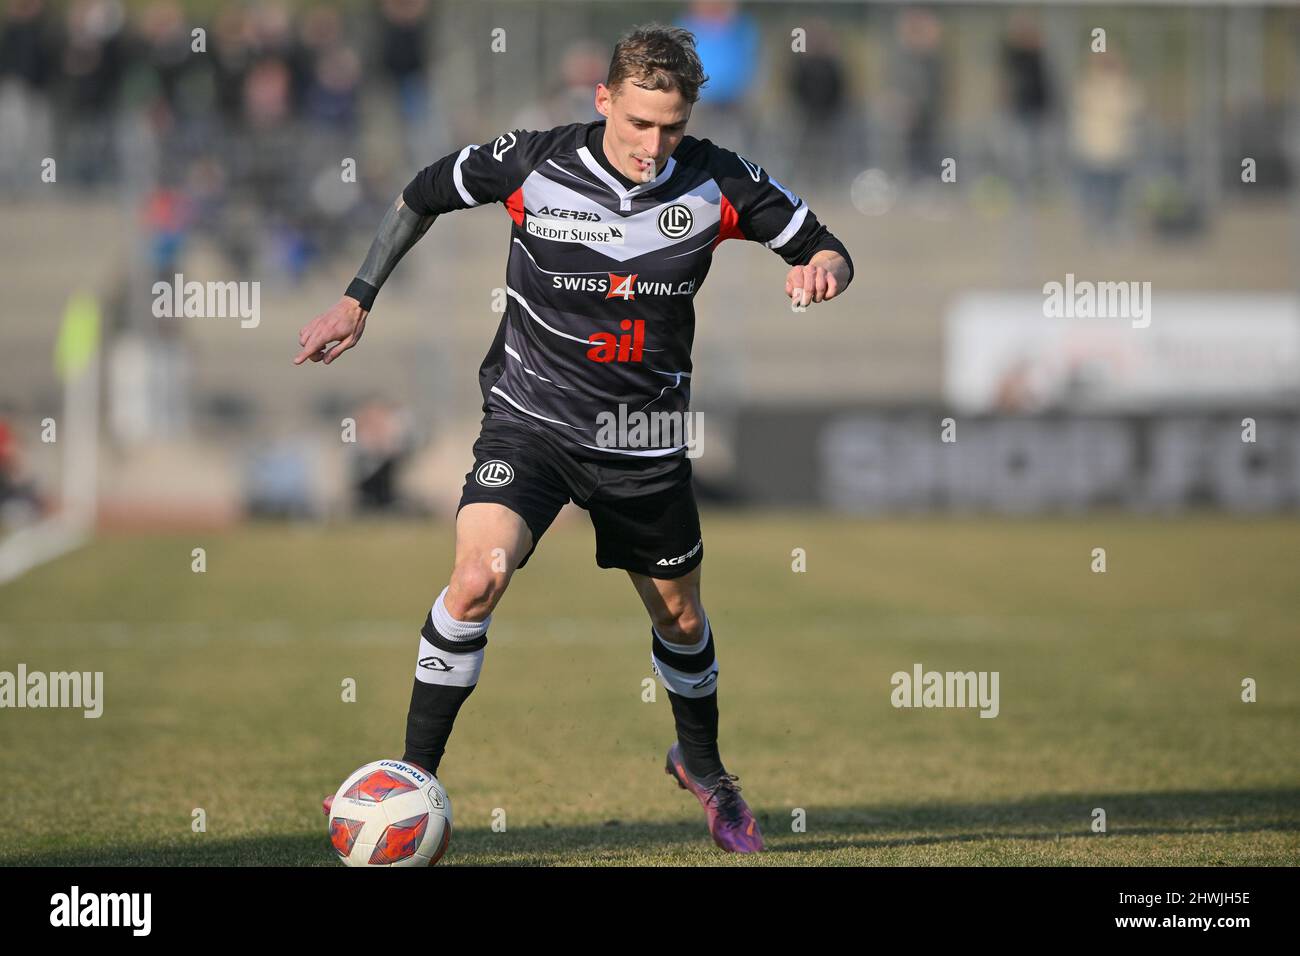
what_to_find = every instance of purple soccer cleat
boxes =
[665,741,764,853]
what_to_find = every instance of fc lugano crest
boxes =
[657,204,693,240]
[475,460,514,487]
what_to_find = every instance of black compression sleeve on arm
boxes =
[345,277,379,311]
[343,197,436,311]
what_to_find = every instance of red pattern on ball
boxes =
[368,814,430,865]
[343,770,418,804]
[329,817,365,858]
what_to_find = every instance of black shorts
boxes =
[456,415,703,578]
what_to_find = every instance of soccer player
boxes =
[298,24,852,854]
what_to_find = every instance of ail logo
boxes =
[587,319,645,363]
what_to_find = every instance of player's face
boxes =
[595,81,691,184]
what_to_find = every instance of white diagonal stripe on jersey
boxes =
[453,145,482,207]
[664,235,720,260]
[639,369,692,412]
[576,148,638,198]
[511,237,609,275]
[574,440,687,457]
[576,147,677,207]
[524,171,617,223]
[544,158,606,193]
[764,202,810,251]
[490,385,581,428]
[505,285,592,344]
[504,342,575,389]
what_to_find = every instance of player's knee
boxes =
[445,562,508,621]
[652,600,706,645]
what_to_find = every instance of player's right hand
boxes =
[294,297,368,366]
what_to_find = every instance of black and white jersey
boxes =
[403,120,852,470]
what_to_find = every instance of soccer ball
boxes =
[327,759,452,866]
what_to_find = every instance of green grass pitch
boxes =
[0,513,1296,865]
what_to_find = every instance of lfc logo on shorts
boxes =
[476,460,515,487]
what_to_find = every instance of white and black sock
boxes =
[402,587,488,776]
[651,617,724,787]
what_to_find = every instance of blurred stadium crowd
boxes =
[5,0,1292,282]
[1,0,443,281]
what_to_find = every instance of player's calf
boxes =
[648,599,707,645]
[631,565,707,645]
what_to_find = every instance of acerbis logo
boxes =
[656,538,703,567]
[418,656,454,672]
[692,670,718,690]
[492,131,517,161]
[537,205,601,221]
[476,460,515,487]
[657,204,693,239]
[738,155,763,182]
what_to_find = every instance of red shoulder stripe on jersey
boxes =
[712,193,745,250]
[505,186,525,226]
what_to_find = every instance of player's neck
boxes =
[592,122,646,190]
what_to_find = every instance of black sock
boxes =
[402,607,486,776]
[651,621,725,786]
[667,688,724,786]
[402,679,475,777]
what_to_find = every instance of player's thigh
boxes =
[627,564,705,644]
[445,503,534,616]
[448,420,572,617]
[454,501,533,572]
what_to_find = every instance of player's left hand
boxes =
[294,296,369,366]
[785,262,840,311]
